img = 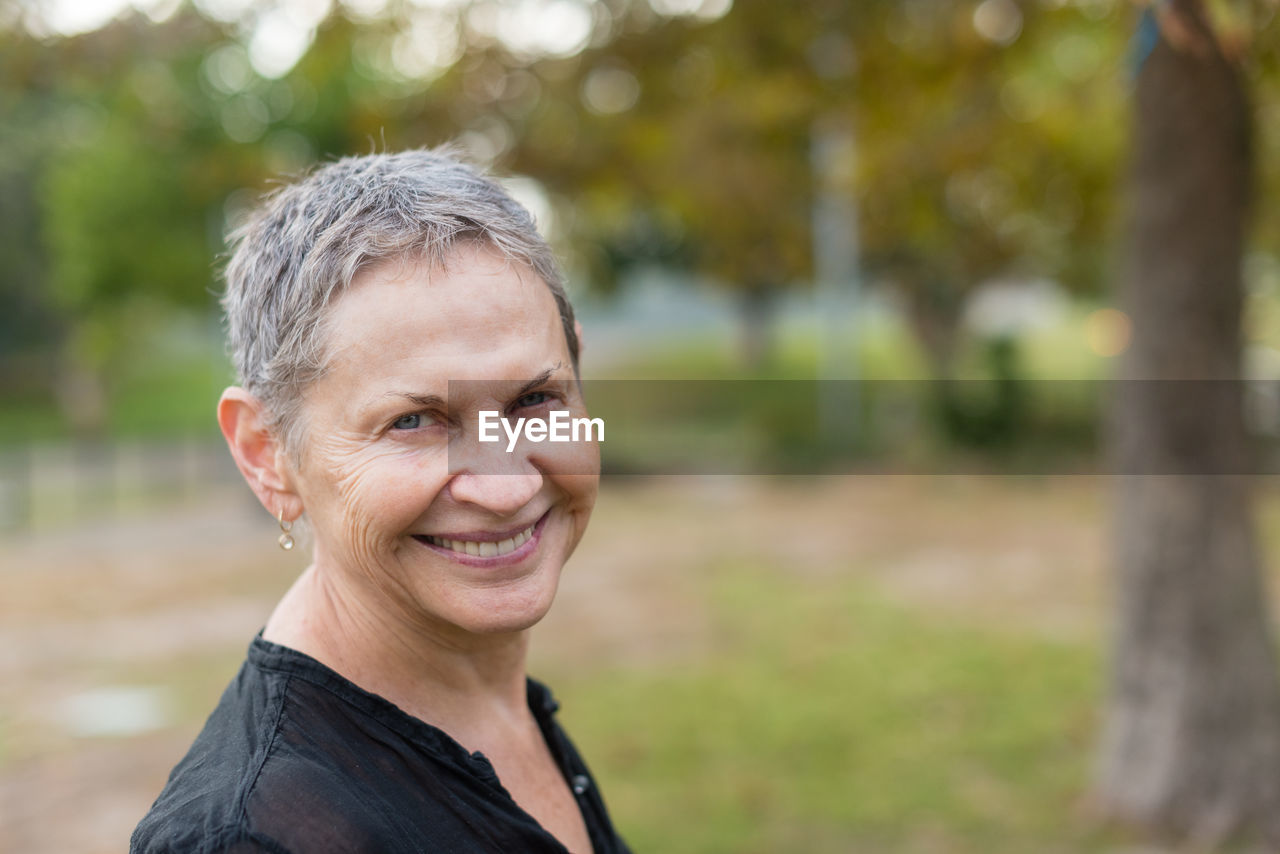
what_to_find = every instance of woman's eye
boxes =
[515,391,551,409]
[391,413,422,430]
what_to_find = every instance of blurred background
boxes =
[3,0,1280,851]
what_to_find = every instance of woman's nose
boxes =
[446,470,544,516]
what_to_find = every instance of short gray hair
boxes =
[222,147,579,454]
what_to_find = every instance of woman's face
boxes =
[286,244,598,638]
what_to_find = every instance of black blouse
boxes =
[131,635,631,854]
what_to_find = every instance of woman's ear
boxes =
[217,387,303,522]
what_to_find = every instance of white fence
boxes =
[0,437,243,534]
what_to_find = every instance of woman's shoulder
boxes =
[130,637,506,854]
[129,644,295,854]
[129,640,388,852]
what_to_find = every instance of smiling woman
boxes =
[130,149,626,854]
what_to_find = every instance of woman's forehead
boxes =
[319,245,564,374]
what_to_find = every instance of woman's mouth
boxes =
[422,523,535,557]
[412,511,549,565]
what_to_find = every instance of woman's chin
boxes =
[458,605,554,636]
[445,579,561,636]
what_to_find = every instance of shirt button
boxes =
[571,774,590,795]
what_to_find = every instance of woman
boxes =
[132,149,629,854]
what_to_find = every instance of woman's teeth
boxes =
[426,525,534,557]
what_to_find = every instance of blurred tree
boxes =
[1099,0,1280,847]
[483,0,1126,375]
[0,22,63,398]
[4,0,1274,437]
[858,1,1125,377]
[7,9,242,432]
[0,0,1136,416]
[484,0,821,368]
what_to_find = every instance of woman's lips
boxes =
[413,511,548,565]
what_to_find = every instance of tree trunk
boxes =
[1097,2,1280,847]
[737,284,776,371]
[899,272,963,384]
[56,342,110,439]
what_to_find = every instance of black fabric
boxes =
[131,635,632,854]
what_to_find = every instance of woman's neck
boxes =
[263,563,534,740]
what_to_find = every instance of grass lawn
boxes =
[545,564,1110,854]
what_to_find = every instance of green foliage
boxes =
[0,325,228,443]
[107,348,232,438]
[43,124,212,315]
[4,0,1278,432]
[856,3,1126,296]
[485,0,1131,373]
[0,24,67,387]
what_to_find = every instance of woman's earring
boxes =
[277,510,295,551]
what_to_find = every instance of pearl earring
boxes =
[277,510,295,551]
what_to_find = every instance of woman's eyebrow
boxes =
[515,363,566,397]
[381,391,447,408]
[378,365,563,407]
